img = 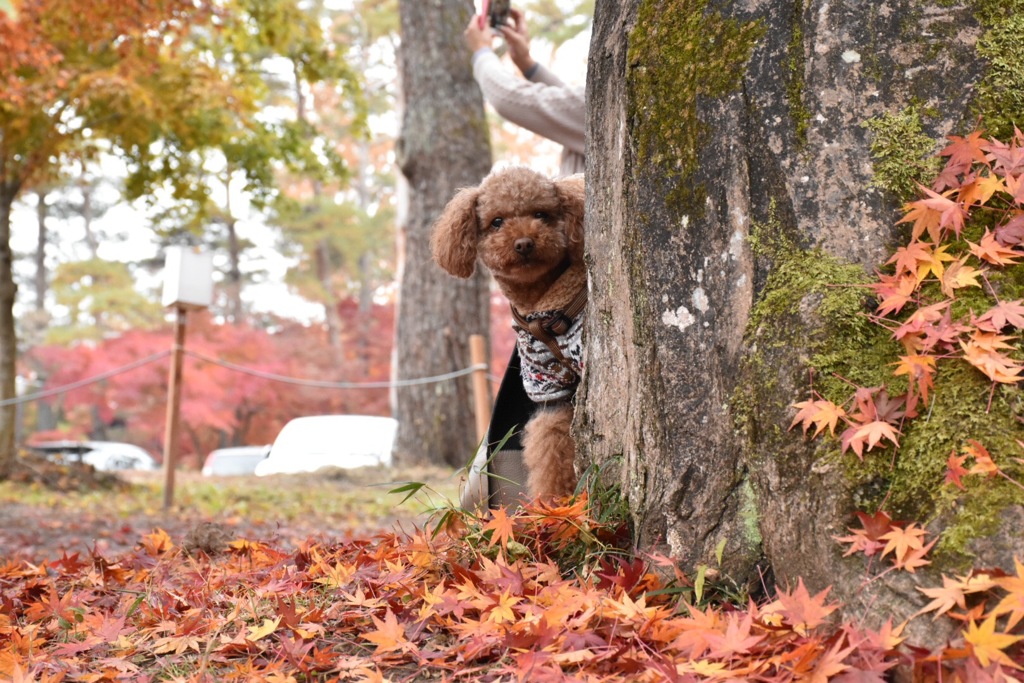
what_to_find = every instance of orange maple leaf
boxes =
[992,558,1024,630]
[360,610,410,653]
[965,439,1000,478]
[879,523,927,564]
[916,573,997,620]
[140,528,174,556]
[945,450,970,489]
[961,332,1024,384]
[790,399,846,437]
[958,171,1005,207]
[968,229,1023,266]
[483,507,515,550]
[872,272,918,316]
[892,354,936,403]
[939,257,982,298]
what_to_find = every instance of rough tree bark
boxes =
[579,0,1022,642]
[393,0,492,467]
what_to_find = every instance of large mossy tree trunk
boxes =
[393,0,492,467]
[579,0,1022,642]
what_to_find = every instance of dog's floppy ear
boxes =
[555,174,585,263]
[431,186,481,278]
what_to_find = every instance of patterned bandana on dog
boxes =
[512,310,584,403]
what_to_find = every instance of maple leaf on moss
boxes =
[976,299,1024,332]
[841,421,900,459]
[940,130,990,168]
[893,355,936,403]
[939,258,982,298]
[968,230,1024,266]
[965,439,1000,478]
[959,171,1006,207]
[945,451,970,489]
[960,334,1024,384]
[899,185,966,242]
[872,272,918,316]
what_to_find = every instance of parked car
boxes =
[201,445,270,476]
[254,415,397,476]
[27,440,159,472]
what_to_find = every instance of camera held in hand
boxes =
[489,0,511,29]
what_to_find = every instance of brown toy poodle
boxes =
[431,166,586,500]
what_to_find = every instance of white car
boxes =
[28,440,159,472]
[255,415,397,476]
[201,445,271,476]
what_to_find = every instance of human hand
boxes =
[500,8,536,76]
[464,14,495,52]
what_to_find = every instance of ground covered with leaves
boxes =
[2,459,1023,682]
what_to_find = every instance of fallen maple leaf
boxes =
[360,610,410,654]
[774,579,838,635]
[945,451,970,489]
[969,229,1024,266]
[841,420,900,459]
[963,614,1024,669]
[790,398,847,437]
[482,506,515,551]
[879,523,927,565]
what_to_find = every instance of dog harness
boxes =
[510,287,586,403]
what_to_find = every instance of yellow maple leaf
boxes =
[993,557,1024,629]
[486,589,521,625]
[246,616,280,642]
[915,243,957,283]
[963,614,1024,669]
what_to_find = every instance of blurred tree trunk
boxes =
[579,0,1018,644]
[0,184,19,479]
[394,0,491,467]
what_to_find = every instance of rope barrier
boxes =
[0,348,501,407]
[182,348,490,389]
[0,351,174,408]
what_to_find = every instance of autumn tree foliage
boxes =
[0,0,365,479]
[22,304,395,465]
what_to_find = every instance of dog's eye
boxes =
[533,212,550,222]
[490,217,504,229]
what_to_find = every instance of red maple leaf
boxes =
[945,450,969,489]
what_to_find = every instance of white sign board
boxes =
[161,246,213,309]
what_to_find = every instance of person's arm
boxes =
[472,49,585,155]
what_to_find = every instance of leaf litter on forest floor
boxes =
[2,476,1023,682]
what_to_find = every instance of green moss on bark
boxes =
[862,105,943,201]
[627,0,763,215]
[736,203,1024,571]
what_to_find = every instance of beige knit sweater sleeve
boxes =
[472,49,586,169]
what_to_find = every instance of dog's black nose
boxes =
[514,238,535,255]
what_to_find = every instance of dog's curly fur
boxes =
[431,166,585,500]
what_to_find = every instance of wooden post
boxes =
[162,305,187,510]
[469,334,491,443]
